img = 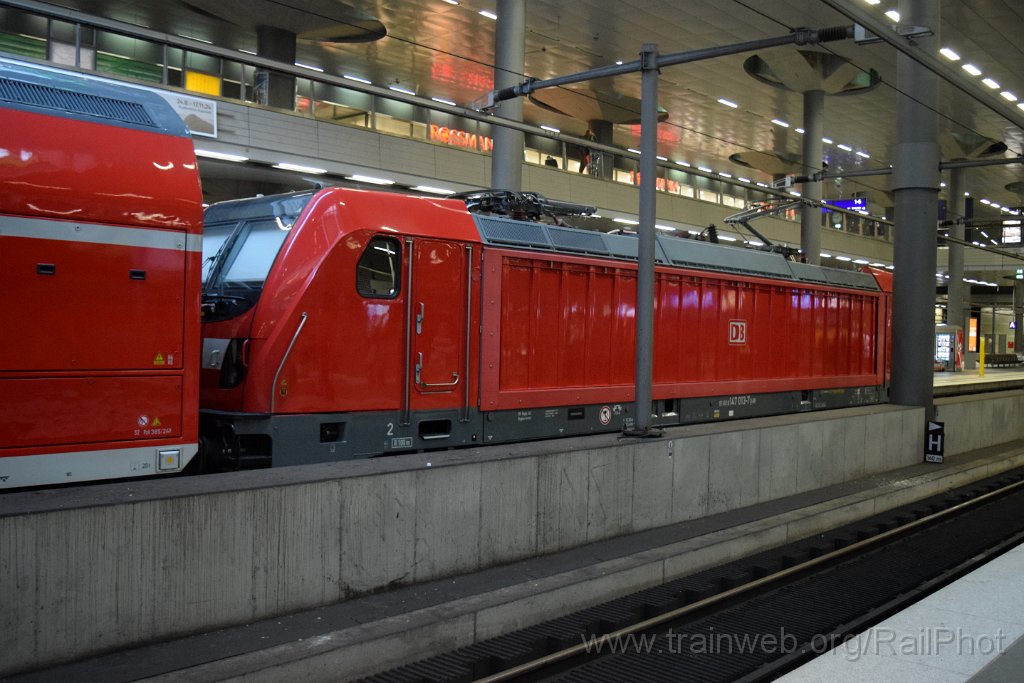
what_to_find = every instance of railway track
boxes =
[361,467,1024,682]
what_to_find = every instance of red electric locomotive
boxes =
[0,58,204,488]
[199,188,892,469]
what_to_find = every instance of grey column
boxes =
[946,167,967,331]
[891,0,941,418]
[490,0,525,191]
[1015,281,1024,353]
[632,43,659,435]
[800,89,824,265]
[255,25,296,110]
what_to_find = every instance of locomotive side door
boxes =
[405,238,471,417]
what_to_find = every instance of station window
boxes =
[356,236,401,298]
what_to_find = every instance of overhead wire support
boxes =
[477,24,855,436]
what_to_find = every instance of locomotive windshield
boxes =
[201,192,313,321]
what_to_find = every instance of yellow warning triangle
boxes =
[153,353,165,365]
[152,417,162,427]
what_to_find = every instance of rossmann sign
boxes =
[430,124,494,153]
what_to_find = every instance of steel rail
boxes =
[474,474,1024,682]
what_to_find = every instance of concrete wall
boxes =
[935,390,1024,456]
[0,404,924,675]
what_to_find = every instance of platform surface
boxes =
[779,542,1024,683]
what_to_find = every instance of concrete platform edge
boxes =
[140,444,1024,682]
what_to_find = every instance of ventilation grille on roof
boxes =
[0,76,155,127]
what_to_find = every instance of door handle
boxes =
[415,352,460,390]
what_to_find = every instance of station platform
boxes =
[8,436,1024,682]
[779,541,1024,683]
[933,367,1024,396]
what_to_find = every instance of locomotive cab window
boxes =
[357,236,401,298]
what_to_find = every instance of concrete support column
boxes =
[490,0,525,191]
[255,25,296,110]
[946,167,967,331]
[800,89,824,265]
[1014,280,1024,353]
[891,0,941,418]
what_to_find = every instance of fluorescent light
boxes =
[479,10,497,19]
[939,47,960,61]
[348,174,395,185]
[616,60,624,66]
[628,148,642,154]
[698,166,714,173]
[864,0,880,4]
[343,74,372,84]
[389,85,416,96]
[982,78,1000,89]
[992,203,1002,208]
[412,185,456,195]
[854,259,870,264]
[432,97,457,106]
[195,149,249,162]
[962,64,982,76]
[238,48,257,55]
[737,177,751,183]
[442,0,459,4]
[675,160,691,167]
[295,62,323,72]
[1001,91,1018,101]
[274,162,327,174]
[870,262,885,267]
[835,255,852,261]
[655,224,676,232]
[1018,103,1024,111]
[885,10,900,22]
[822,137,833,144]
[981,198,992,204]
[837,143,853,151]
[756,182,768,188]
[940,181,947,188]
[540,125,560,133]
[656,155,668,161]
[789,190,802,197]
[719,172,732,178]
[717,98,738,108]
[613,217,639,225]
[795,127,805,134]
[179,34,212,44]
[771,119,790,127]
[856,151,870,158]
[820,253,832,258]
[717,235,737,242]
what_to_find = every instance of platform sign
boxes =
[925,421,945,463]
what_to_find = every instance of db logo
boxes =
[728,320,747,345]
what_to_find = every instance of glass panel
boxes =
[356,237,401,298]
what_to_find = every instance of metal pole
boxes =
[946,167,967,332]
[1014,281,1023,354]
[630,44,660,436]
[890,0,940,420]
[801,90,824,265]
[490,0,525,191]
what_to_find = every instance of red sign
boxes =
[429,124,493,153]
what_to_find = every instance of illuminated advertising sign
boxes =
[429,124,493,153]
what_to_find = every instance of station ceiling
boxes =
[35,0,1024,280]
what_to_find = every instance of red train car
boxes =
[199,188,890,469]
[0,59,203,488]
